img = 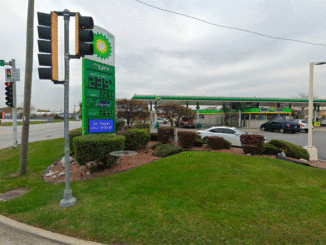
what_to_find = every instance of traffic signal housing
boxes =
[37,11,58,81]
[6,69,11,79]
[75,13,94,56]
[5,82,13,107]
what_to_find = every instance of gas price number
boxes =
[99,109,114,116]
[100,91,114,99]
[88,75,113,90]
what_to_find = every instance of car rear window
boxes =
[301,120,308,123]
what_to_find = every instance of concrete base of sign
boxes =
[306,146,318,161]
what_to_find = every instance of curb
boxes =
[275,155,312,168]
[0,215,106,245]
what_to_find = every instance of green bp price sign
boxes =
[82,26,115,135]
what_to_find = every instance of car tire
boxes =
[305,129,308,133]
[261,127,265,131]
[280,128,285,133]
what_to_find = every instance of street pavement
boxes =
[0,121,82,150]
[0,215,104,245]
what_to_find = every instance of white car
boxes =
[156,118,168,124]
[292,119,312,133]
[197,126,267,147]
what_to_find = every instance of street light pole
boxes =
[307,62,326,161]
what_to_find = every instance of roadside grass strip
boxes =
[1,138,326,244]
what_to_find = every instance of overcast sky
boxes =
[1,0,326,112]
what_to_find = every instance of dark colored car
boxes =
[260,118,300,133]
[175,117,196,128]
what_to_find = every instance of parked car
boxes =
[175,117,196,128]
[320,119,326,126]
[156,118,168,124]
[260,118,300,133]
[197,126,267,147]
[292,119,313,133]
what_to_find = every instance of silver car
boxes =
[197,126,267,147]
[292,119,312,133]
[156,118,168,124]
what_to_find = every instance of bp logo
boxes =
[93,33,112,60]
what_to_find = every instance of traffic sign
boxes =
[0,60,4,66]
[11,69,20,81]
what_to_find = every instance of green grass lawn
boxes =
[0,119,67,127]
[1,139,326,244]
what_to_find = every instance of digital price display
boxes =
[85,70,114,91]
[87,108,114,117]
[89,119,114,133]
[84,89,114,99]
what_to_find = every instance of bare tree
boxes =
[155,103,196,127]
[116,99,149,126]
[295,92,319,118]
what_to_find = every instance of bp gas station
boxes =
[132,95,326,129]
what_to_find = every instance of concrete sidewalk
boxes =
[0,215,106,245]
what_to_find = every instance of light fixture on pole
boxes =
[307,62,326,160]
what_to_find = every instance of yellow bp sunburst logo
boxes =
[93,33,112,59]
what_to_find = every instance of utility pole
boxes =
[19,0,34,176]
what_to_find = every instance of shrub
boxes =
[73,134,125,168]
[150,133,158,141]
[262,143,282,155]
[116,120,125,132]
[223,139,232,149]
[123,125,133,130]
[194,135,204,147]
[152,144,182,157]
[117,128,150,150]
[269,139,309,160]
[151,143,163,150]
[69,128,82,154]
[240,134,265,155]
[157,127,174,144]
[134,123,150,129]
[207,136,225,150]
[177,130,197,149]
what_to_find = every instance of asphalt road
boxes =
[0,222,63,245]
[0,121,82,150]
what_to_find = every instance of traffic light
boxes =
[75,13,94,56]
[5,82,13,107]
[37,11,58,81]
[6,69,11,79]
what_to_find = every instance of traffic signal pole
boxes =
[3,59,18,148]
[59,9,77,208]
[37,9,93,207]
[11,59,18,148]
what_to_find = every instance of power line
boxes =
[134,0,326,47]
